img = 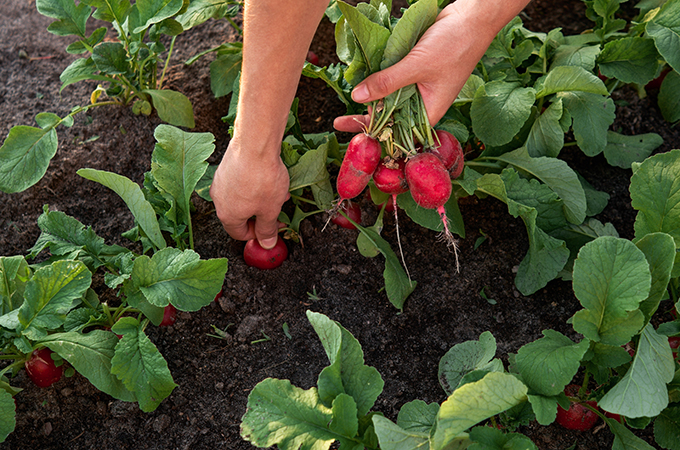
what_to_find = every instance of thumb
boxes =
[351,57,421,104]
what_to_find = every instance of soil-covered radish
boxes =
[336,133,382,201]
[331,200,361,229]
[243,237,288,270]
[160,304,177,327]
[25,348,64,388]
[430,129,464,179]
[556,384,600,431]
[373,157,408,195]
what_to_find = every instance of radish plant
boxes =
[0,125,228,442]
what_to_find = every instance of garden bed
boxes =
[1,1,678,449]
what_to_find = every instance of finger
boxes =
[220,218,256,242]
[254,214,284,249]
[333,114,369,133]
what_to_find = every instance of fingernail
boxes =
[259,237,277,250]
[352,84,369,103]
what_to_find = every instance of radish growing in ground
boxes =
[160,304,177,327]
[336,133,382,201]
[331,200,362,229]
[556,384,600,431]
[25,348,64,388]
[244,237,288,270]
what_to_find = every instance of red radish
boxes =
[160,304,177,327]
[669,336,680,356]
[373,158,408,195]
[430,130,464,178]
[25,348,64,388]
[336,133,382,201]
[646,67,671,91]
[331,200,361,229]
[306,51,319,66]
[604,411,623,423]
[243,237,288,270]
[556,384,600,431]
[214,288,224,302]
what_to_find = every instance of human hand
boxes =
[334,0,528,132]
[210,137,290,249]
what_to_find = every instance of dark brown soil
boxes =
[0,1,677,449]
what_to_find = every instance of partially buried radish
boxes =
[244,237,288,270]
[25,348,64,388]
[336,133,382,201]
[331,200,361,229]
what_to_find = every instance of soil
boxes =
[0,1,678,449]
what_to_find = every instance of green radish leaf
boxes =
[630,149,680,277]
[0,388,16,443]
[655,406,680,450]
[307,311,384,416]
[599,324,675,418]
[380,0,437,70]
[525,99,565,158]
[132,0,184,33]
[470,81,536,147]
[337,1,391,76]
[535,65,608,98]
[397,400,439,433]
[28,206,128,267]
[92,42,128,74]
[515,330,589,397]
[572,236,650,346]
[288,140,330,192]
[372,415,439,450]
[175,0,234,29]
[431,372,527,450]
[597,37,660,85]
[40,330,136,402]
[438,331,503,396]
[658,70,680,123]
[357,206,384,258]
[550,44,600,71]
[352,224,417,310]
[549,218,619,260]
[494,147,586,225]
[66,26,107,55]
[635,232,675,322]
[111,317,177,412]
[195,164,217,201]
[0,256,30,316]
[397,190,465,237]
[302,63,358,114]
[36,0,90,37]
[151,124,215,232]
[587,342,632,369]
[77,168,167,250]
[0,124,58,194]
[526,394,560,426]
[606,416,657,450]
[210,46,243,98]
[646,0,680,73]
[603,131,663,169]
[18,260,91,339]
[329,394,359,439]
[557,91,616,157]
[143,89,195,128]
[59,57,110,91]
[81,0,131,24]
[455,74,484,104]
[468,426,539,450]
[130,247,228,313]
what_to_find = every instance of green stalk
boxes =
[225,16,242,35]
[158,36,177,90]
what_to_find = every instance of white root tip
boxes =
[437,205,460,272]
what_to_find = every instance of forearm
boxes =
[234,0,329,161]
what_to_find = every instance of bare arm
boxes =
[210,0,328,248]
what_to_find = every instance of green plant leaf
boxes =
[535,65,609,98]
[397,400,439,433]
[431,372,527,450]
[0,256,30,316]
[337,1,391,77]
[494,147,586,224]
[330,394,359,439]
[373,415,439,450]
[597,37,660,85]
[572,236,650,346]
[525,99,565,158]
[302,63,358,114]
[209,45,243,98]
[288,142,330,192]
[143,89,195,128]
[0,389,16,443]
[307,311,384,416]
[18,260,91,340]
[438,331,503,396]
[92,42,129,75]
[655,406,680,450]
[557,91,615,157]
[550,44,600,71]
[658,70,680,123]
[468,426,539,450]
[36,0,90,37]
[59,57,110,91]
[630,149,680,277]
[81,0,131,24]
[110,317,177,412]
[132,0,184,33]
[151,124,214,232]
[380,0,437,70]
[603,131,663,169]
[646,0,680,73]
[470,81,536,147]
[605,416,657,450]
[40,330,136,402]
[0,123,58,194]
[599,323,674,418]
[175,0,234,29]
[635,232,675,322]
[77,168,167,250]
[515,330,589,397]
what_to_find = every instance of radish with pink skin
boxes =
[430,129,464,179]
[373,158,408,195]
[336,133,382,201]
